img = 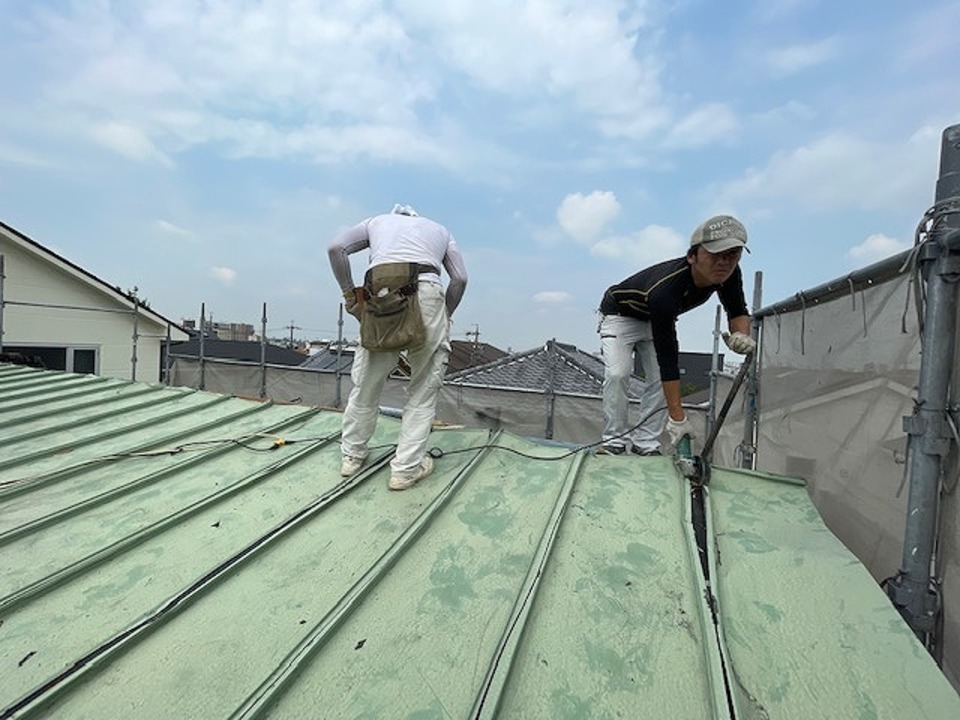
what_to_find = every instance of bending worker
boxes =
[328,204,468,490]
[597,214,756,456]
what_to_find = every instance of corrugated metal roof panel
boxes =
[1,363,957,719]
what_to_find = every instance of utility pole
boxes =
[285,320,301,349]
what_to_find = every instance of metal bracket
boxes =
[941,226,960,252]
[903,411,953,456]
[888,576,941,634]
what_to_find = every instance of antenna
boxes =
[465,324,481,365]
[465,324,480,346]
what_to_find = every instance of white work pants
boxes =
[341,281,451,478]
[599,314,668,452]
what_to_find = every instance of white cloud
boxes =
[716,131,937,214]
[9,0,677,170]
[899,3,960,66]
[848,233,910,266]
[592,224,685,266]
[154,219,192,237]
[663,103,739,149]
[397,2,666,138]
[754,0,819,22]
[557,191,621,243]
[0,143,55,168]
[211,266,237,284]
[533,291,572,304]
[765,38,840,76]
[90,121,173,166]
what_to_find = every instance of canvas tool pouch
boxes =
[359,262,427,352]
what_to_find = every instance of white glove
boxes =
[663,415,698,454]
[723,331,756,355]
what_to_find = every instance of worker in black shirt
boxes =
[597,214,756,455]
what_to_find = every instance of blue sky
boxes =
[1,1,957,354]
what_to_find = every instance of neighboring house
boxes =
[438,341,727,442]
[448,341,720,398]
[676,350,721,394]
[0,220,188,381]
[299,343,355,374]
[447,339,509,374]
[166,338,307,366]
[447,340,646,396]
[631,349,722,395]
[299,339,509,378]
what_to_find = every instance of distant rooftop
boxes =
[447,340,649,397]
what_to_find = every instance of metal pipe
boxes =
[701,352,754,463]
[0,254,5,353]
[163,324,171,385]
[889,124,960,644]
[754,249,910,318]
[545,339,557,439]
[335,304,345,408]
[741,271,763,469]
[130,290,139,382]
[199,303,206,391]
[707,305,721,437]
[260,302,267,399]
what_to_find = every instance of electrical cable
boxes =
[0,433,343,490]
[427,404,667,462]
[3,402,677,493]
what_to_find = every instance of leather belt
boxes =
[417,263,440,275]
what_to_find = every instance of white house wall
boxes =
[1,233,180,382]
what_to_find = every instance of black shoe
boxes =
[596,444,626,455]
[631,446,661,456]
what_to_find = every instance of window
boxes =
[73,349,97,374]
[2,345,99,374]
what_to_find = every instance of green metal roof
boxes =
[1,363,957,719]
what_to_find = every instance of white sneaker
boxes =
[340,455,363,477]
[388,456,434,491]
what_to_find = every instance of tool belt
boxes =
[359,262,428,352]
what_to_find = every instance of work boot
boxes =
[596,443,626,455]
[340,455,364,477]
[389,456,434,491]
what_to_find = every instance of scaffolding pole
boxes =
[260,303,268,399]
[707,305,722,438]
[545,339,557,439]
[888,123,960,647]
[741,270,763,469]
[0,254,5,353]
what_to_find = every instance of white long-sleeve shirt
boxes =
[328,212,468,316]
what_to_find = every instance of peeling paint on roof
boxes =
[1,363,957,719]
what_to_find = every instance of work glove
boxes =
[663,414,698,455]
[343,288,364,320]
[722,331,756,355]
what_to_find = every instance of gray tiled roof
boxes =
[446,340,649,397]
[298,340,509,377]
[168,339,307,366]
[299,346,355,373]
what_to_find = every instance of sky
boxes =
[1,0,958,355]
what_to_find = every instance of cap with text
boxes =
[689,215,750,253]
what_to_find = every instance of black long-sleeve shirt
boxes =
[599,257,749,382]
